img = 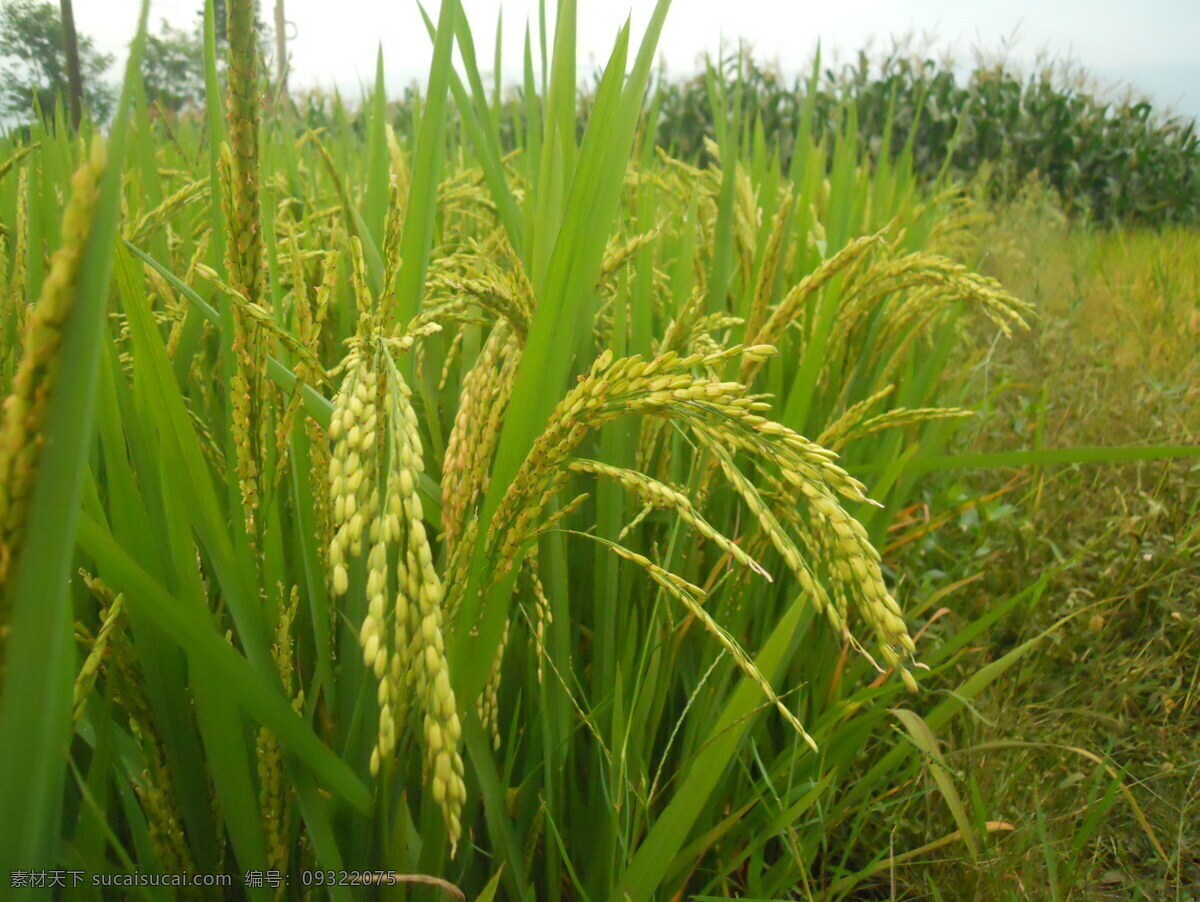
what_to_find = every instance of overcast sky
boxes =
[79,0,1200,121]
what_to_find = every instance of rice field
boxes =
[0,0,1196,899]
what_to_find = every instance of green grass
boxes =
[900,192,1200,899]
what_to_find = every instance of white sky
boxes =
[79,0,1200,120]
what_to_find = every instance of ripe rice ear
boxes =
[0,139,106,603]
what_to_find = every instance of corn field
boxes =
[0,0,1195,899]
[649,49,1200,227]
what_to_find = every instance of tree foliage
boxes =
[142,18,204,112]
[0,0,112,121]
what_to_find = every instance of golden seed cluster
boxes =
[327,341,467,851]
[328,351,380,593]
[0,138,106,603]
[442,320,519,550]
[385,365,466,848]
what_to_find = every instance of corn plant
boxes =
[650,47,1200,227]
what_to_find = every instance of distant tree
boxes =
[0,0,112,121]
[143,19,205,112]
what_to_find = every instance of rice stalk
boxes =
[222,0,270,535]
[256,585,300,890]
[72,590,124,726]
[0,139,106,621]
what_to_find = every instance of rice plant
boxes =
[4,0,1187,899]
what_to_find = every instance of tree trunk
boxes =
[59,0,83,130]
[273,0,288,99]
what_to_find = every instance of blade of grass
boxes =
[75,512,371,815]
[0,2,149,870]
[394,0,459,324]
